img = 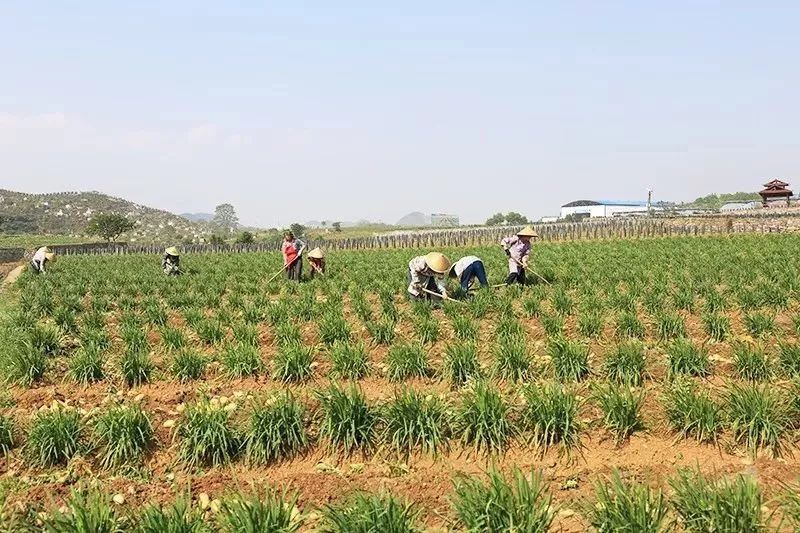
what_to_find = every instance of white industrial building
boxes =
[560,200,650,219]
[719,201,759,212]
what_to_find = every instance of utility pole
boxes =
[647,189,653,215]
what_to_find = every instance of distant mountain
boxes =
[0,189,209,244]
[396,212,431,227]
[180,212,214,222]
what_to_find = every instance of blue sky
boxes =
[1,1,798,226]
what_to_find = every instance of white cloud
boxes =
[186,124,218,145]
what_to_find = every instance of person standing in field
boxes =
[500,226,538,285]
[281,231,305,281]
[162,246,181,275]
[407,252,451,301]
[30,246,55,274]
[307,247,326,279]
[449,255,489,293]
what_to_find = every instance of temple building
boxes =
[759,179,793,207]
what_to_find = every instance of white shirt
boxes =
[453,256,481,279]
[407,255,447,297]
[32,247,47,263]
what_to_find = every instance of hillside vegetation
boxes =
[0,189,207,244]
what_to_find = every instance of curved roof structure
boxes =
[561,200,601,207]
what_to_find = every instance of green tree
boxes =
[208,234,225,245]
[332,222,342,232]
[504,212,529,225]
[86,213,136,242]
[235,231,255,244]
[485,213,505,226]
[212,203,239,233]
[289,223,306,237]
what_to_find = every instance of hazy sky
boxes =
[2,2,798,227]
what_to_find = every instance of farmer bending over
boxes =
[281,231,305,281]
[31,246,55,274]
[307,247,326,279]
[500,226,538,285]
[162,247,181,275]
[449,255,489,293]
[407,252,451,302]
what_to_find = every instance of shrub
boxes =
[493,335,530,382]
[94,403,153,468]
[329,341,369,380]
[25,407,83,467]
[244,393,307,465]
[732,342,773,381]
[670,468,764,532]
[42,489,120,533]
[136,498,205,532]
[603,341,646,386]
[725,382,791,457]
[593,384,645,444]
[549,338,590,382]
[453,382,512,455]
[323,492,420,532]
[316,385,378,456]
[662,378,722,443]
[272,342,313,383]
[170,350,207,382]
[383,388,448,458]
[222,343,262,378]
[120,349,153,387]
[218,489,302,532]
[666,338,710,379]
[387,343,429,381]
[451,468,554,532]
[521,382,582,457]
[587,471,667,533]
[443,342,482,388]
[177,398,240,467]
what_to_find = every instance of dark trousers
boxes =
[287,258,303,281]
[30,260,43,274]
[460,260,489,291]
[505,269,526,285]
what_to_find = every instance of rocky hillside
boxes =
[0,189,208,244]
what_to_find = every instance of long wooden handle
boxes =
[508,254,551,285]
[268,245,306,283]
[421,287,464,304]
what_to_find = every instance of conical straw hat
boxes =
[165,246,179,256]
[424,252,451,274]
[516,226,539,237]
[44,252,56,263]
[308,247,325,259]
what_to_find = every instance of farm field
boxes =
[2,234,800,530]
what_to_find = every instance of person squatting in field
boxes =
[162,246,181,276]
[30,246,55,274]
[307,247,326,279]
[500,226,538,285]
[282,231,305,281]
[407,251,451,302]
[449,255,489,292]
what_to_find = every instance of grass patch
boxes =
[586,471,667,533]
[93,403,153,469]
[383,388,449,458]
[177,398,240,468]
[244,393,307,465]
[316,385,378,456]
[453,382,512,455]
[521,382,582,458]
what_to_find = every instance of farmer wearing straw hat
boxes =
[281,231,305,281]
[30,246,55,274]
[449,255,489,293]
[307,247,326,279]
[407,252,451,302]
[162,246,181,276]
[500,226,538,285]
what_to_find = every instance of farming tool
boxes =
[267,245,306,283]
[421,287,465,304]
[508,255,551,286]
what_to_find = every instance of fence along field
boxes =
[2,234,800,530]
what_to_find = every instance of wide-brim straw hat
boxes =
[45,252,56,262]
[424,252,451,274]
[516,226,539,238]
[165,246,179,256]
[308,247,325,259]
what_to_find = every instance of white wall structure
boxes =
[560,200,649,219]
[720,201,759,212]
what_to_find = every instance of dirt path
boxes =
[1,264,25,288]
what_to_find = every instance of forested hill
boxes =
[0,189,207,243]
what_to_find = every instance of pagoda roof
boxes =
[763,178,790,188]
